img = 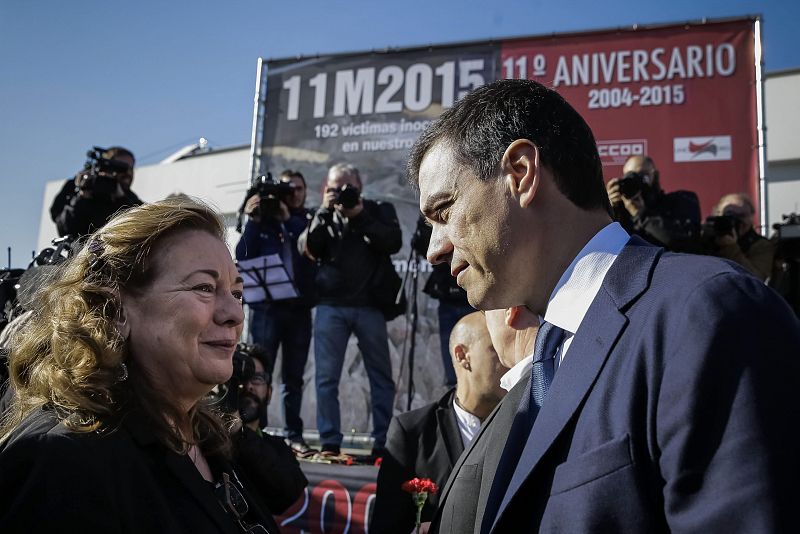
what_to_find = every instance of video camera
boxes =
[773,213,800,242]
[332,183,361,210]
[617,171,647,198]
[253,173,296,217]
[78,147,132,199]
[0,269,24,337]
[1,236,75,338]
[770,213,800,316]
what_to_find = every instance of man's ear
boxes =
[454,344,471,371]
[501,139,540,209]
[505,305,540,330]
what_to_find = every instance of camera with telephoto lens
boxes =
[617,171,646,198]
[702,215,740,240]
[333,183,360,209]
[78,146,131,199]
[250,173,296,220]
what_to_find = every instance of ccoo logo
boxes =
[674,136,732,162]
[597,139,647,166]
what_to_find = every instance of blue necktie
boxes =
[530,321,566,411]
[480,321,566,533]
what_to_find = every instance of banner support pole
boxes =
[248,58,267,185]
[754,17,768,234]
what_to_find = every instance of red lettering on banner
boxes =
[308,479,352,534]
[278,487,310,534]
[350,483,378,534]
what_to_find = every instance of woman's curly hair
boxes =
[1,197,234,455]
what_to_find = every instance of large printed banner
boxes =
[275,462,378,533]
[261,18,758,220]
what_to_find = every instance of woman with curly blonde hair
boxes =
[0,197,279,533]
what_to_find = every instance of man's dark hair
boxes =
[407,79,608,211]
[101,146,135,165]
[239,342,274,381]
[280,169,306,186]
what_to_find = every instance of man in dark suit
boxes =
[431,306,539,534]
[371,312,507,534]
[409,79,800,532]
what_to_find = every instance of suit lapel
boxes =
[437,391,465,466]
[436,390,505,508]
[491,238,661,532]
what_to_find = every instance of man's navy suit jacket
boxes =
[486,237,800,533]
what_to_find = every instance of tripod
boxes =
[398,244,421,411]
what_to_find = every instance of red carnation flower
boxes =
[402,477,439,494]
[402,478,438,533]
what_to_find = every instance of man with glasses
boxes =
[232,344,308,517]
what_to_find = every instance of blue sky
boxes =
[1,0,798,267]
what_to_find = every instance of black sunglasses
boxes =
[214,472,271,534]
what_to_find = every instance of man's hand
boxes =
[323,187,338,209]
[714,227,738,248]
[415,522,431,534]
[606,178,644,217]
[606,177,623,208]
[244,194,261,223]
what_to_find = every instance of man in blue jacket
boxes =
[409,79,800,533]
[235,169,316,456]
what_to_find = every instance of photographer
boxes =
[50,146,142,238]
[230,343,308,515]
[299,162,401,458]
[235,170,316,456]
[703,193,775,281]
[606,155,701,252]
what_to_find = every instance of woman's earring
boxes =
[117,362,128,382]
[116,308,130,341]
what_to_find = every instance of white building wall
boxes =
[765,69,800,229]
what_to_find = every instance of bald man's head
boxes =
[449,312,507,417]
[623,155,659,188]
[449,311,488,357]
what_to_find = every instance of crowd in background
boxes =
[0,79,799,532]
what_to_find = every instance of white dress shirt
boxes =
[500,355,534,392]
[452,397,482,447]
[544,222,629,364]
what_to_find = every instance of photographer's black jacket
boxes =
[302,199,402,307]
[617,189,701,252]
[50,178,142,238]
